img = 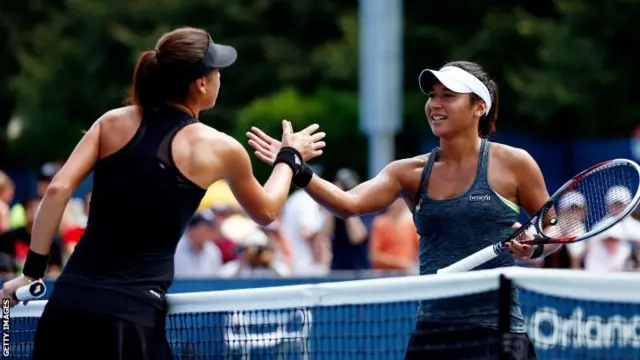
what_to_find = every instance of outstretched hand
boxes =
[247,121,326,165]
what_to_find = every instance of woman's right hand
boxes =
[281,120,326,162]
[248,120,326,165]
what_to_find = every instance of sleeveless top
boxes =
[413,139,526,332]
[49,105,207,326]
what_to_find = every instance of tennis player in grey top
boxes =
[247,60,561,359]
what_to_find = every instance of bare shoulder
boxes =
[490,142,535,167]
[98,106,138,124]
[490,142,541,178]
[412,153,430,163]
[181,123,246,170]
[94,106,140,133]
[171,122,246,188]
[383,154,429,195]
[184,123,241,153]
[385,155,427,176]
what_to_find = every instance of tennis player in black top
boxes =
[0,27,326,360]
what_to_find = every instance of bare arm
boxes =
[246,125,404,219]
[224,140,294,226]
[31,120,101,259]
[304,161,405,219]
[225,121,325,226]
[513,149,562,256]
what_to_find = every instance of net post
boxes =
[498,274,512,360]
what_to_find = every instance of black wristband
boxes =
[274,147,304,175]
[22,250,49,279]
[293,163,314,188]
[530,244,544,259]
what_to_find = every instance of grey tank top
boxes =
[413,139,525,333]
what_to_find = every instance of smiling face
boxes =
[419,61,499,139]
[424,82,486,139]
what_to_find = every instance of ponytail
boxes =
[125,28,219,108]
[478,80,499,139]
[128,50,159,107]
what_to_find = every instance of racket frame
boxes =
[438,158,640,273]
[503,159,640,248]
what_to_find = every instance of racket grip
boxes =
[15,280,47,301]
[437,244,502,274]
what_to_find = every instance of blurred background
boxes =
[4,1,640,358]
[1,0,639,283]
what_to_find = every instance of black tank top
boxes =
[49,106,206,326]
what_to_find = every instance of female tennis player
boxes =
[247,61,561,359]
[0,27,325,360]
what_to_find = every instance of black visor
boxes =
[194,35,237,78]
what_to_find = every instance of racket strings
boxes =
[549,163,639,239]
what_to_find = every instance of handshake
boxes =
[246,120,326,188]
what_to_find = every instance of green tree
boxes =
[232,87,364,181]
[4,0,640,170]
[5,0,359,164]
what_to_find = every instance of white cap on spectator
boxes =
[605,186,632,206]
[558,191,586,210]
[242,229,269,247]
[220,215,258,244]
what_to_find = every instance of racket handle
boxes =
[15,280,47,301]
[437,244,502,274]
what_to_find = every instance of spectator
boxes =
[556,191,587,269]
[219,227,291,278]
[4,162,61,230]
[37,162,62,197]
[0,253,17,279]
[0,171,14,232]
[370,198,419,273]
[0,196,63,277]
[584,224,634,272]
[632,202,640,222]
[597,186,640,240]
[327,168,370,272]
[61,191,92,257]
[209,205,241,263]
[261,220,294,269]
[281,188,329,276]
[174,211,223,278]
[631,204,640,269]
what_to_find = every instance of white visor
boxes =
[419,66,492,115]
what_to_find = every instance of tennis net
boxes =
[6,267,640,359]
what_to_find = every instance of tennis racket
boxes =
[14,280,47,301]
[437,158,640,274]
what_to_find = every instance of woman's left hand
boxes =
[506,222,536,260]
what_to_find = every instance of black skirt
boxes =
[404,320,538,360]
[32,303,173,360]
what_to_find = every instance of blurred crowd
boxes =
[524,187,640,272]
[0,163,638,280]
[0,164,420,279]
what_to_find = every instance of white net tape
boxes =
[7,267,640,359]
